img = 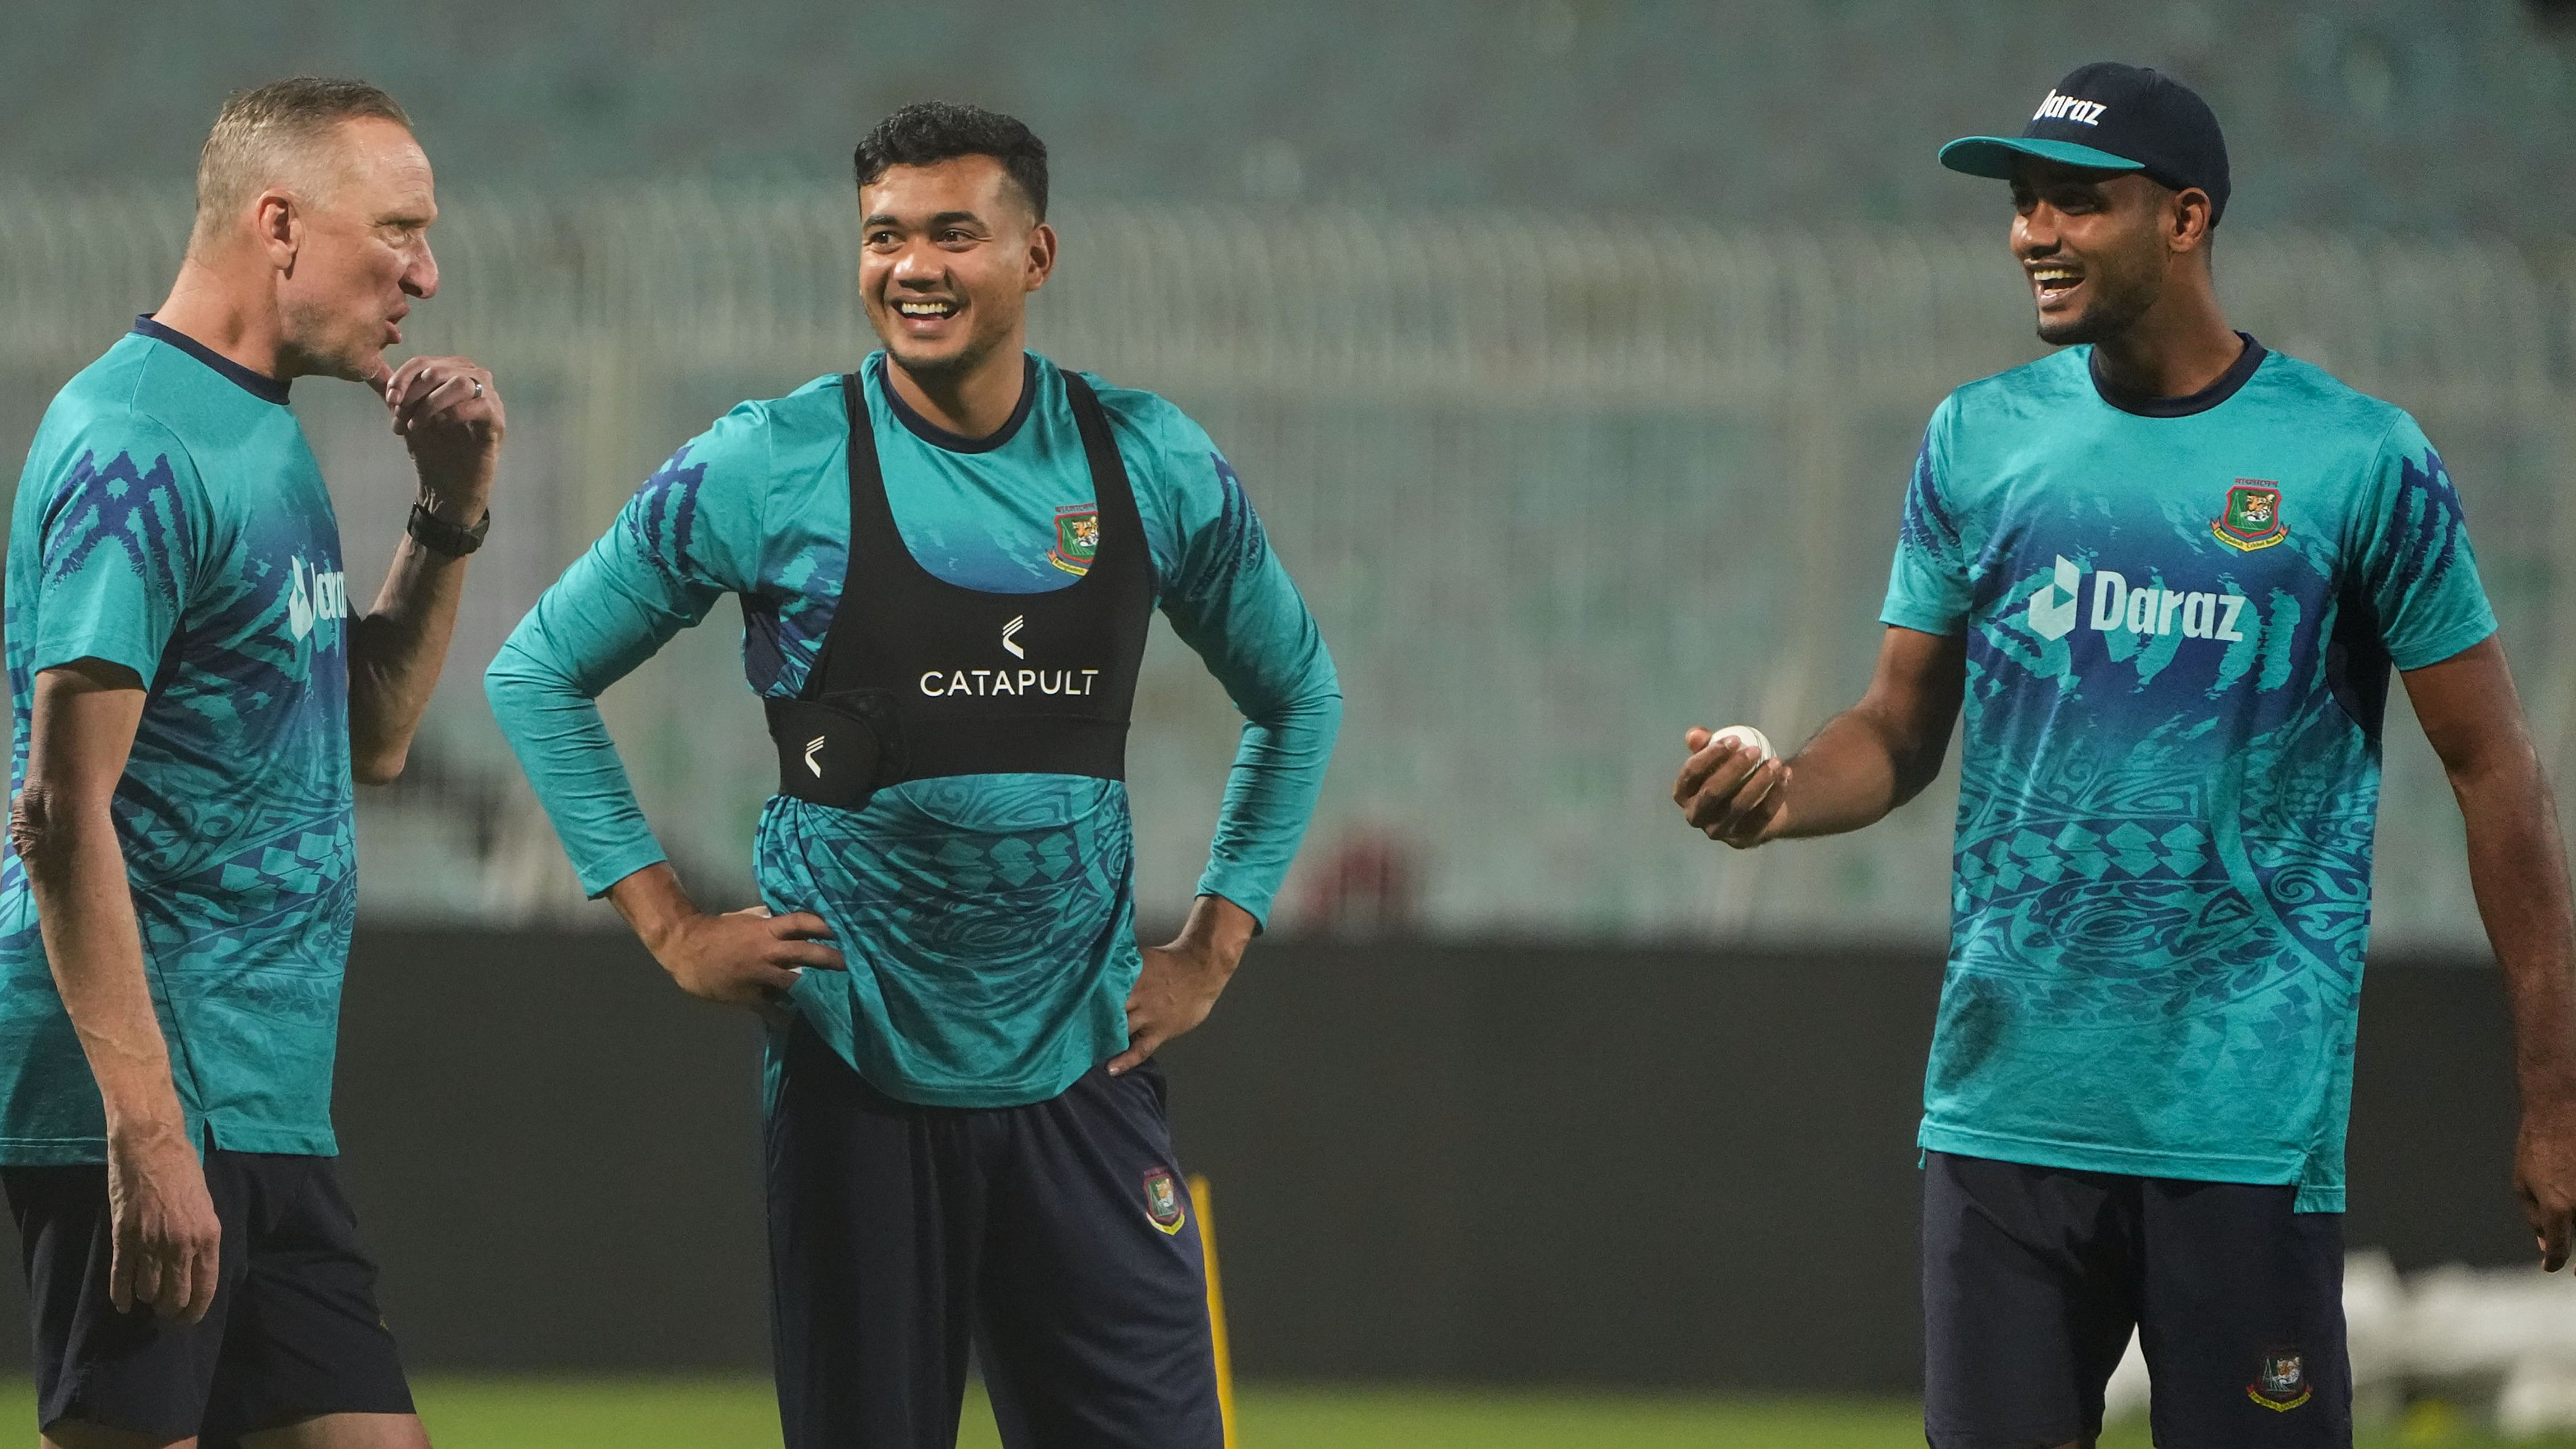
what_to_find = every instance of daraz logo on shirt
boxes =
[2026,555,2249,644]
[285,555,347,642]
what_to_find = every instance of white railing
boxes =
[6,185,2573,943]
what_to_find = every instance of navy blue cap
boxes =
[1939,62,2231,223]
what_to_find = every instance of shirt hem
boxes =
[27,643,166,692]
[785,980,1126,1111]
[207,1124,338,1157]
[861,1063,1095,1110]
[2389,616,2498,673]
[1879,606,1965,637]
[1917,1121,2339,1210]
[0,1137,109,1167]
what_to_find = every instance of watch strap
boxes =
[408,503,490,557]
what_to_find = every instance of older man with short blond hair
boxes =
[2,76,503,1449]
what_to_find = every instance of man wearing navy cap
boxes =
[1676,63,2576,1448]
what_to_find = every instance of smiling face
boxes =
[858,154,1055,384]
[272,116,440,381]
[2008,158,2201,347]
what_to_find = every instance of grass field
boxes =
[2,1378,2571,1446]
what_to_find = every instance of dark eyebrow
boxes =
[860,210,991,231]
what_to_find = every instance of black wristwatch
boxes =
[408,502,491,557]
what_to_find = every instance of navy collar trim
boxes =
[873,354,1038,455]
[132,316,291,404]
[2089,333,2265,418]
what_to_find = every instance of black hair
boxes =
[853,102,1049,221]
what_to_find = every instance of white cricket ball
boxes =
[1709,724,1776,763]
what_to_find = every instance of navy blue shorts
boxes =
[4,1150,414,1447]
[1922,1151,2350,1449]
[764,1019,1222,1449]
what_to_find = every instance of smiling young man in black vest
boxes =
[487,102,1341,1448]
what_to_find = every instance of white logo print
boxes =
[2027,555,2249,644]
[920,614,1100,697]
[2032,90,2108,126]
[284,555,348,642]
[803,736,827,778]
[2027,555,2083,641]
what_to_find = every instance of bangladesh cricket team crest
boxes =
[1049,504,1101,576]
[1142,1166,1187,1235]
[2211,480,2288,552]
[2248,1348,2312,1412]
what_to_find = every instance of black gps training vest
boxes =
[763,367,1153,809]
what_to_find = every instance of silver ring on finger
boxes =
[471,379,485,400]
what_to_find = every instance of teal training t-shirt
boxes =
[1882,337,2496,1212]
[0,320,355,1163]
[487,353,1342,1108]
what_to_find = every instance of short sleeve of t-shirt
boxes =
[2356,413,2497,671]
[1880,399,1973,635]
[28,419,204,685]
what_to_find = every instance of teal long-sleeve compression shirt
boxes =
[487,354,1341,1106]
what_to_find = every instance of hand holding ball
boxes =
[1676,723,1789,848]
[1708,724,1776,764]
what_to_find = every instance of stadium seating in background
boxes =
[6,193,2575,944]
